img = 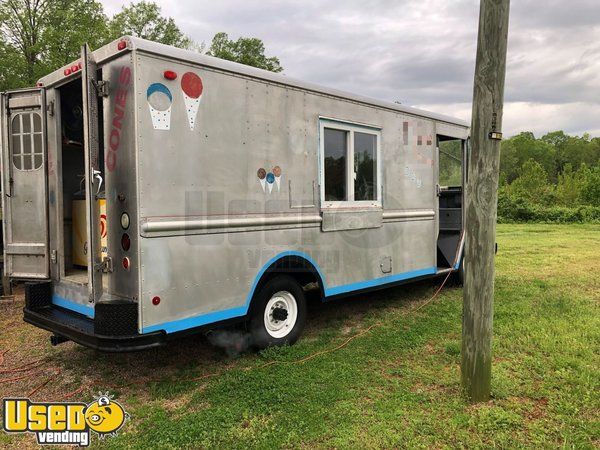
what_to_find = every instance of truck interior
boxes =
[57,74,105,285]
[436,136,464,269]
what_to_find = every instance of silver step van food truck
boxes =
[0,37,468,351]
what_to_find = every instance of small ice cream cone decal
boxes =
[266,172,275,193]
[257,168,266,192]
[181,72,203,130]
[272,166,282,191]
[147,83,172,130]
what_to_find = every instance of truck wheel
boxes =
[249,275,306,349]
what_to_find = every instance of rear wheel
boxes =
[249,275,306,349]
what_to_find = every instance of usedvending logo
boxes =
[3,393,128,446]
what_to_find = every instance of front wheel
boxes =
[249,275,306,349]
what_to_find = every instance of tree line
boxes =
[497,131,600,222]
[2,1,597,222]
[0,0,282,92]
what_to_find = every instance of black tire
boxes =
[249,275,307,349]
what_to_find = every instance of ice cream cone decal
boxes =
[147,83,172,130]
[266,172,275,194]
[272,166,282,191]
[181,72,203,130]
[257,168,266,192]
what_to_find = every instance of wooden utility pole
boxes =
[461,0,510,402]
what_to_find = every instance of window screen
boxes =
[354,132,377,201]
[324,128,348,201]
[11,112,43,171]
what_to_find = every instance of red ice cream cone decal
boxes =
[181,72,203,130]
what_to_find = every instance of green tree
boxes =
[509,159,553,204]
[208,32,283,72]
[0,0,109,89]
[555,163,590,206]
[0,0,52,86]
[581,166,600,206]
[500,132,557,182]
[109,1,193,49]
[40,0,109,73]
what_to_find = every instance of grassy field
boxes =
[1,224,599,449]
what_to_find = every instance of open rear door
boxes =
[81,44,104,303]
[1,88,50,278]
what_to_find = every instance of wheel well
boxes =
[252,256,325,304]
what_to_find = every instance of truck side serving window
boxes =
[320,120,381,207]
[324,128,348,201]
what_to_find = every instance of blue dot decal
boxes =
[266,172,275,184]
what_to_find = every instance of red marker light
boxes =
[117,40,127,51]
[78,61,82,69]
[36,82,44,87]
[121,233,131,251]
[163,70,177,80]
[152,296,161,306]
[71,65,79,72]
[122,257,130,270]
[64,68,72,76]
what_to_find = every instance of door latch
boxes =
[95,256,113,273]
[93,80,110,97]
[93,169,103,195]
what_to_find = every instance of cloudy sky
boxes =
[102,0,600,137]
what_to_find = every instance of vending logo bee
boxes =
[3,393,128,447]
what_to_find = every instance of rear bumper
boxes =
[24,282,165,352]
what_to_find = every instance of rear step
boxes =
[24,281,164,352]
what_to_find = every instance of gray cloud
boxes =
[101,0,599,137]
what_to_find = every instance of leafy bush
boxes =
[581,166,600,206]
[497,190,600,223]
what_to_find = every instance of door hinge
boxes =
[47,100,55,117]
[51,250,57,264]
[95,256,113,273]
[93,80,110,97]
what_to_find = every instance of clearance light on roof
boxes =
[36,82,44,87]
[64,68,72,76]
[117,40,127,51]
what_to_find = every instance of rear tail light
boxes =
[122,257,130,270]
[121,233,131,251]
[120,212,130,230]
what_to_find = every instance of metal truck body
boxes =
[0,37,468,351]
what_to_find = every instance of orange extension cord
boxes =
[0,250,460,399]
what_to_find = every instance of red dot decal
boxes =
[181,72,203,99]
